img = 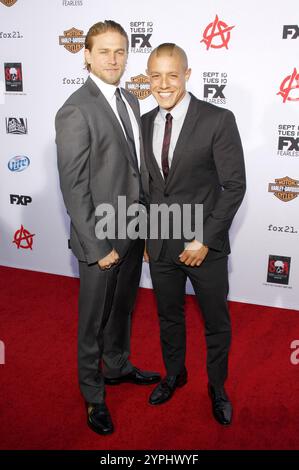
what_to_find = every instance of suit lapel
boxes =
[145,94,199,190]
[122,88,145,174]
[85,77,136,171]
[122,88,140,127]
[165,94,198,188]
[146,108,165,189]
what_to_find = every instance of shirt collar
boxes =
[158,92,191,121]
[89,72,118,102]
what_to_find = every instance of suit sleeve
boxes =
[203,110,246,251]
[55,104,112,264]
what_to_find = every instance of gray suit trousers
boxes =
[78,239,144,404]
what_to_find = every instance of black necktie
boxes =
[115,88,139,171]
[161,113,173,180]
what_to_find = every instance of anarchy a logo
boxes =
[125,74,151,100]
[201,15,235,50]
[0,0,18,6]
[277,68,299,103]
[13,225,35,250]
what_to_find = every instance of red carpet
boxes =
[0,265,298,450]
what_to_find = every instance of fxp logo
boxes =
[201,15,235,50]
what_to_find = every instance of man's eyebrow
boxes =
[97,47,126,51]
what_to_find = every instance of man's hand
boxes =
[179,240,209,267]
[98,249,119,270]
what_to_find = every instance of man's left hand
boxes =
[179,240,209,267]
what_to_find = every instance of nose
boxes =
[160,76,169,89]
[107,52,117,64]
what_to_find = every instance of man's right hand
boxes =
[98,249,119,270]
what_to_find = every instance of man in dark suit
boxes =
[142,43,246,425]
[55,21,160,435]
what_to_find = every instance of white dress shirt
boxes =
[152,92,204,250]
[89,72,140,169]
[153,92,191,177]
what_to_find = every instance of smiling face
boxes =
[84,31,128,85]
[147,48,191,110]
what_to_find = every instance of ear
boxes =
[84,48,91,66]
[185,68,192,81]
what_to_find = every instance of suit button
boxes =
[164,192,169,197]
[132,173,137,177]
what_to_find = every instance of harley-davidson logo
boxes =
[268,176,299,202]
[59,27,85,54]
[125,74,151,100]
[0,0,18,6]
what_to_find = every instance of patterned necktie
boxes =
[115,88,138,171]
[161,113,173,180]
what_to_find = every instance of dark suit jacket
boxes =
[142,93,246,261]
[55,77,148,265]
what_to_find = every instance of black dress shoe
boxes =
[87,402,114,435]
[149,368,188,405]
[105,367,161,385]
[208,384,232,425]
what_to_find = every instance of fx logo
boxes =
[0,340,4,365]
[283,25,299,39]
[203,84,226,98]
[290,340,299,365]
[278,137,299,151]
[131,34,152,48]
[10,194,32,205]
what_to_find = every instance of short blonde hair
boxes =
[84,20,129,71]
[148,43,188,70]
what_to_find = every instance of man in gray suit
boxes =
[142,44,246,425]
[55,20,160,435]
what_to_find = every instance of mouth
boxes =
[157,92,173,98]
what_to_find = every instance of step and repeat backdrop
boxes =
[0,0,298,309]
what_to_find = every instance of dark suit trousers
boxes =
[149,241,231,388]
[78,239,144,404]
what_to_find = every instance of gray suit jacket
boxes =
[55,77,148,264]
[142,93,246,261]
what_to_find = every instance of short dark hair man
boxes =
[143,43,246,425]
